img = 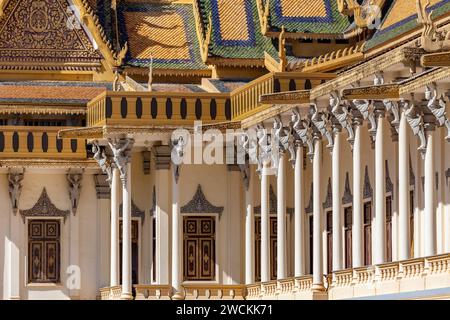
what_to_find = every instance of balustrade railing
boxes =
[0,126,86,159]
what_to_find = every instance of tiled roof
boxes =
[0,81,109,104]
[198,0,278,60]
[207,79,252,92]
[365,0,450,51]
[118,1,208,70]
[267,0,350,34]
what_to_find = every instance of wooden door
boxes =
[254,216,277,281]
[363,202,372,266]
[344,207,353,269]
[183,216,216,281]
[326,211,333,274]
[386,196,392,262]
[119,220,139,284]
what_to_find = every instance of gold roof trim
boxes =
[342,67,450,100]
[310,46,412,100]
[290,44,365,73]
[260,90,310,105]
[421,51,450,67]
[342,84,401,100]
[0,159,98,169]
[0,105,86,115]
[73,0,127,69]
[124,67,211,78]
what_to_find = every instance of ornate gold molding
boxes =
[342,84,400,100]
[421,51,450,66]
[260,90,310,105]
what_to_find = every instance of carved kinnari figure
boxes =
[330,91,355,143]
[291,109,314,160]
[404,100,427,154]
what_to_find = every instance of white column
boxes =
[294,145,305,276]
[110,168,120,286]
[374,114,386,265]
[171,166,182,298]
[424,130,436,256]
[277,153,287,279]
[332,131,343,271]
[245,168,255,284]
[261,161,270,282]
[353,123,363,267]
[312,138,324,291]
[7,212,20,300]
[398,111,410,260]
[121,161,133,299]
[155,168,170,284]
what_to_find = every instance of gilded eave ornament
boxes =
[417,0,450,53]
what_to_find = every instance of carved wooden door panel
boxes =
[344,207,353,269]
[183,216,215,281]
[326,211,333,274]
[254,216,277,281]
[386,196,393,262]
[364,202,372,266]
[119,220,139,284]
[28,220,60,283]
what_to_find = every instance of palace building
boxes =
[0,0,449,300]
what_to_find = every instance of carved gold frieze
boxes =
[342,84,400,100]
[421,51,450,67]
[0,0,101,67]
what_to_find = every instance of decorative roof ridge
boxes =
[73,0,128,68]
[289,43,365,72]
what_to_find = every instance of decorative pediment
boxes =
[409,154,415,186]
[19,188,70,223]
[254,185,294,215]
[385,160,394,199]
[363,165,373,199]
[305,182,313,214]
[0,0,101,69]
[181,185,224,216]
[322,178,332,210]
[119,200,145,224]
[342,172,353,205]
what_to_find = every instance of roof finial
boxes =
[279,26,287,72]
[148,52,153,92]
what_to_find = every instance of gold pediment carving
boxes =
[0,0,101,68]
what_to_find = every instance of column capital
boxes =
[404,102,427,157]
[108,137,135,186]
[273,118,296,166]
[170,135,187,184]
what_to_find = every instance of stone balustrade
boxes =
[183,284,245,300]
[328,253,450,300]
[134,285,172,300]
[99,285,122,300]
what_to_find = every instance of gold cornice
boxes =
[310,46,409,100]
[421,51,450,67]
[260,90,310,105]
[124,67,211,78]
[341,67,450,100]
[205,57,265,68]
[0,105,86,115]
[342,84,400,100]
[0,159,98,169]
[58,126,104,139]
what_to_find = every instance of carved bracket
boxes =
[8,169,24,215]
[67,172,83,215]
